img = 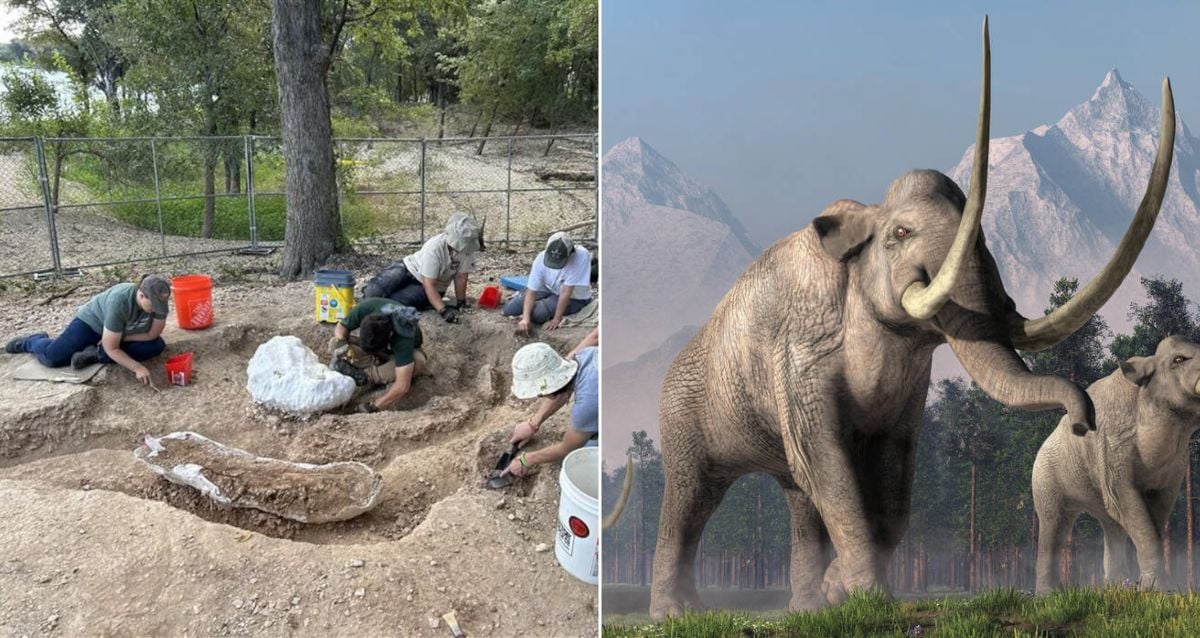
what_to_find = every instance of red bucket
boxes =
[172,274,213,330]
[478,284,501,309]
[166,353,193,386]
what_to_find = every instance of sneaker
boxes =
[5,332,47,354]
[71,345,101,370]
[330,356,369,386]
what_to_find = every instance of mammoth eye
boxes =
[1173,355,1190,364]
[893,226,912,240]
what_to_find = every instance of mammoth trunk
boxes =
[946,334,1095,435]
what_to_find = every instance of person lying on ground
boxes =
[5,275,172,384]
[327,297,428,413]
[502,231,592,333]
[501,334,598,478]
[361,212,481,324]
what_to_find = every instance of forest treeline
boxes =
[602,276,1200,593]
[0,0,596,139]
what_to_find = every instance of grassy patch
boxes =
[603,588,1200,637]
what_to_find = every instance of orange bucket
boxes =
[166,352,193,386]
[478,284,501,309]
[173,274,213,330]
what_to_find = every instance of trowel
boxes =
[484,443,521,490]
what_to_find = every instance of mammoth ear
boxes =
[1120,356,1155,387]
[812,200,873,261]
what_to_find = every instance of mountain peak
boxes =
[603,137,760,255]
[1072,68,1155,131]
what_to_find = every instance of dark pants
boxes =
[362,263,435,311]
[26,318,166,368]
[501,290,589,324]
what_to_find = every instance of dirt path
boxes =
[0,251,600,636]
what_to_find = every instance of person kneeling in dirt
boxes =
[501,333,598,478]
[5,275,172,385]
[361,212,481,324]
[503,231,593,333]
[327,298,428,413]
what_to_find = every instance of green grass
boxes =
[603,587,1200,637]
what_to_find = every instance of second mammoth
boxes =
[1034,336,1200,593]
[649,19,1176,619]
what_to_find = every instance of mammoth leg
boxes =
[648,466,733,621]
[776,480,832,610]
[1034,500,1077,594]
[1098,515,1132,585]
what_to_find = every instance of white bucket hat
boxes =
[444,212,480,254]
[511,342,578,399]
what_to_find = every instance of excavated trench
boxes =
[0,312,568,545]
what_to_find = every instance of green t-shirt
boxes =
[339,298,424,366]
[76,282,164,336]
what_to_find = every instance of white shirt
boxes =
[527,246,592,301]
[403,234,476,293]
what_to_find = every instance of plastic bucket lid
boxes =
[556,447,599,584]
[314,269,355,286]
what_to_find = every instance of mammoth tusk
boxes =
[1010,78,1176,352]
[602,451,634,530]
[902,17,990,320]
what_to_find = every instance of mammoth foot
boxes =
[789,591,829,612]
[649,586,704,621]
[821,558,847,606]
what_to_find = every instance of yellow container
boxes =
[314,270,356,323]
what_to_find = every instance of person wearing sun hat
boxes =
[500,331,599,478]
[361,212,482,323]
[4,274,172,384]
[503,231,592,333]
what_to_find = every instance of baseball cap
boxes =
[544,232,573,269]
[139,274,172,316]
[511,342,578,400]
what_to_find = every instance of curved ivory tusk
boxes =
[1011,78,1176,352]
[602,451,634,530]
[1194,377,1199,396]
[902,17,990,320]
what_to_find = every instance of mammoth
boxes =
[649,19,1175,618]
[1034,336,1200,593]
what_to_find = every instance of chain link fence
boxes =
[0,133,597,278]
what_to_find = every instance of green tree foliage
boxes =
[1024,277,1112,386]
[7,0,126,111]
[455,0,597,132]
[1108,276,1200,366]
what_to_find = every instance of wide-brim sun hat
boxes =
[511,342,578,399]
[444,212,480,254]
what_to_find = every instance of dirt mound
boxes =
[0,254,598,636]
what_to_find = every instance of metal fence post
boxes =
[506,137,513,248]
[34,137,61,273]
[593,133,599,244]
[150,138,166,256]
[244,135,258,248]
[419,138,426,242]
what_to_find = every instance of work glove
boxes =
[440,306,459,323]
[358,402,380,414]
[326,335,346,355]
[455,297,471,310]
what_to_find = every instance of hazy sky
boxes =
[0,9,18,43]
[602,0,1200,248]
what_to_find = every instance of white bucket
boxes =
[555,446,599,584]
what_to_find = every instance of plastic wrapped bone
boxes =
[246,335,356,415]
[134,432,384,523]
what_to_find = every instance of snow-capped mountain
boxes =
[947,69,1200,328]
[601,138,756,367]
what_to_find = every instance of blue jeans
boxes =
[362,263,435,310]
[501,290,589,324]
[26,318,166,368]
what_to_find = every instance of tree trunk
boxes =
[476,102,500,155]
[969,462,977,593]
[1189,443,1195,591]
[271,0,342,280]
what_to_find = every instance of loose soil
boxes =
[0,249,599,637]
